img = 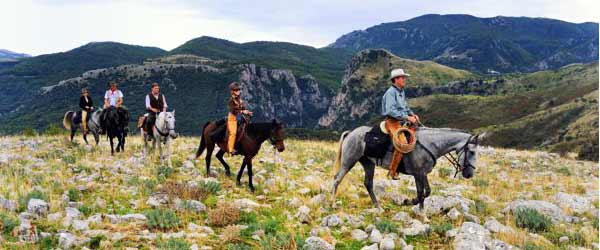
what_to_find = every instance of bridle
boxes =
[269,125,284,149]
[443,135,479,178]
[154,113,176,138]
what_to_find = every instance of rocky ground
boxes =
[0,135,597,250]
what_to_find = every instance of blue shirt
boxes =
[381,86,413,120]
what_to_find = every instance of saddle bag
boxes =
[364,126,392,159]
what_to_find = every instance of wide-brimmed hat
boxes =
[389,68,410,81]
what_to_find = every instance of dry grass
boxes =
[207,202,241,227]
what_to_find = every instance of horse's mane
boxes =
[417,127,469,133]
[246,122,274,136]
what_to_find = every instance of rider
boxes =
[145,82,168,137]
[100,81,124,134]
[79,87,94,134]
[226,82,252,155]
[381,68,420,180]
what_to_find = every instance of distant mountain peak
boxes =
[0,49,31,61]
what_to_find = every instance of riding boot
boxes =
[388,150,403,180]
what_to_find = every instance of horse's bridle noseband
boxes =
[155,113,176,138]
[269,126,284,148]
[443,135,479,178]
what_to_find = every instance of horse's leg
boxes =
[142,131,147,158]
[70,128,76,143]
[236,161,247,186]
[246,157,255,192]
[157,136,163,165]
[404,174,425,208]
[204,145,214,177]
[423,175,431,198]
[331,157,359,208]
[358,157,380,209]
[116,134,121,152]
[215,149,231,176]
[83,129,89,145]
[109,136,115,156]
[166,138,172,168]
[120,134,125,152]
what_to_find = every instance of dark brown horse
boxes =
[195,119,285,192]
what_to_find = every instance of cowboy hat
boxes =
[389,68,410,81]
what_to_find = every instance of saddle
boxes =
[210,118,247,145]
[73,111,91,124]
[137,115,146,129]
[364,125,393,160]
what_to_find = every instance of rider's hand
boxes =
[407,116,417,124]
[413,114,420,122]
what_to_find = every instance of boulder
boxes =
[351,229,368,241]
[412,195,474,216]
[502,200,572,223]
[295,205,312,223]
[27,199,49,217]
[401,219,430,236]
[553,192,595,214]
[453,222,492,250]
[303,236,334,250]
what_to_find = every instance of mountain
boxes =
[0,42,166,119]
[170,36,353,90]
[329,14,599,73]
[0,54,331,134]
[0,49,30,62]
[318,49,474,128]
[318,49,598,160]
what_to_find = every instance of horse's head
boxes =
[158,110,178,138]
[270,119,285,152]
[457,132,487,178]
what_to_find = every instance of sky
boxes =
[2,0,599,56]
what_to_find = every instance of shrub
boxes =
[0,213,18,234]
[161,180,220,202]
[88,235,106,249]
[430,222,453,236]
[44,124,65,136]
[67,187,81,202]
[208,203,240,227]
[39,235,59,250]
[375,219,397,234]
[156,166,174,182]
[22,127,37,137]
[515,208,552,232]
[145,209,180,230]
[438,167,453,179]
[156,237,189,250]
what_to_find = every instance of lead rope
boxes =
[417,119,463,178]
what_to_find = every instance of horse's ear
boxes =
[476,132,488,142]
[172,110,175,116]
[272,118,277,125]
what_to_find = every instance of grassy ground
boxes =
[0,135,597,249]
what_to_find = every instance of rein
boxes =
[154,113,175,138]
[415,121,477,178]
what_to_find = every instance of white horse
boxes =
[141,111,178,167]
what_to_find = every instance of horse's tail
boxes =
[63,111,74,130]
[332,130,351,177]
[195,122,211,158]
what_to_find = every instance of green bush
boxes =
[44,124,65,136]
[22,127,37,137]
[0,213,18,234]
[39,235,59,250]
[515,208,552,232]
[156,166,174,182]
[375,219,397,234]
[156,237,189,250]
[197,180,221,195]
[438,167,454,179]
[430,222,453,236]
[145,209,180,230]
[67,187,81,202]
[88,235,106,249]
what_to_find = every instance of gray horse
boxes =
[331,126,486,209]
[63,109,102,145]
[141,111,178,167]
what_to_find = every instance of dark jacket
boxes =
[79,96,93,112]
[228,97,245,115]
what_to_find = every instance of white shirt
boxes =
[145,93,168,111]
[104,89,123,107]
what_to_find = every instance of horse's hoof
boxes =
[249,187,255,192]
[402,199,411,206]
[236,181,242,186]
[225,171,231,177]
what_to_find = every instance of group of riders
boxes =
[77,81,251,155]
[77,68,417,179]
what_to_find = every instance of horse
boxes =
[331,126,486,209]
[141,111,179,167]
[104,107,129,155]
[195,119,285,192]
[62,109,101,145]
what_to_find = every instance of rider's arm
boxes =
[145,95,151,111]
[79,96,86,110]
[104,91,109,108]
[116,91,123,107]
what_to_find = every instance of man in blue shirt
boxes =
[381,68,420,179]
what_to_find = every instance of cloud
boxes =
[1,0,598,55]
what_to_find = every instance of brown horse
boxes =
[195,119,285,192]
